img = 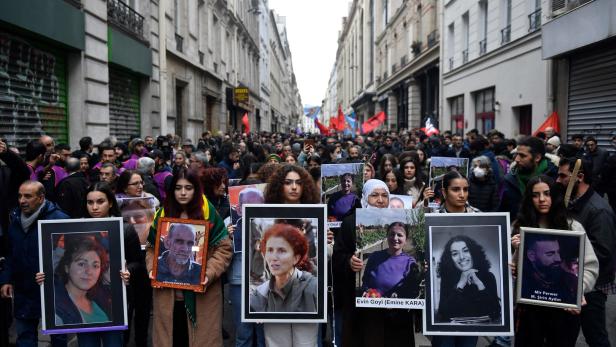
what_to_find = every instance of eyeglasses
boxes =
[128,181,144,187]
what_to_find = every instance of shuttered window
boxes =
[109,66,140,143]
[567,45,616,147]
[0,30,68,150]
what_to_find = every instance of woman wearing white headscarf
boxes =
[332,179,414,346]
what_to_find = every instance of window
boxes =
[462,12,469,63]
[447,23,455,70]
[450,95,464,135]
[478,0,488,55]
[501,0,512,44]
[474,88,495,134]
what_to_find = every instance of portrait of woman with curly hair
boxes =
[264,164,320,204]
[434,234,502,324]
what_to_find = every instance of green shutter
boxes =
[109,66,140,143]
[0,30,68,150]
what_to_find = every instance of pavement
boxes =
[8,287,616,347]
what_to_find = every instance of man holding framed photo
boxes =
[0,181,69,346]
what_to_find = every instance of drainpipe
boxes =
[159,0,168,135]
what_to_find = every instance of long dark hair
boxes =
[85,182,121,217]
[201,167,228,200]
[164,168,204,220]
[56,235,109,300]
[377,154,398,180]
[264,164,320,204]
[514,175,570,231]
[437,235,491,290]
[399,156,424,190]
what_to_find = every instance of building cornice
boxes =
[375,1,408,45]
[377,44,439,94]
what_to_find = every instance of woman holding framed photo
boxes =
[423,171,482,347]
[511,175,599,347]
[261,164,321,346]
[146,168,232,347]
[36,182,138,346]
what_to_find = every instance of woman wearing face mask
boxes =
[146,168,232,347]
[333,180,416,346]
[468,155,499,212]
[422,171,483,347]
[510,175,598,347]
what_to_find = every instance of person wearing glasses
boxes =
[115,170,160,210]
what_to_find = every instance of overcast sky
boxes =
[269,0,350,107]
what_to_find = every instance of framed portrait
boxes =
[228,183,268,253]
[355,208,426,309]
[241,204,327,323]
[117,197,157,250]
[423,213,513,336]
[38,218,127,334]
[389,194,413,209]
[516,227,585,309]
[151,218,209,292]
[320,163,364,227]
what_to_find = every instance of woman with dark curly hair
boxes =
[261,164,320,346]
[377,153,397,181]
[201,167,230,219]
[264,164,320,205]
[436,235,501,323]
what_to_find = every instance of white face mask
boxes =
[336,153,342,159]
[473,167,486,178]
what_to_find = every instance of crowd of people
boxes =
[0,125,614,347]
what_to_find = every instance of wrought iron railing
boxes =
[479,38,487,55]
[427,30,437,48]
[501,25,511,45]
[462,49,468,64]
[392,63,398,73]
[199,51,205,64]
[401,55,408,67]
[107,0,145,39]
[528,8,542,31]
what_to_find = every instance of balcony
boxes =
[501,25,511,45]
[528,8,542,31]
[551,0,593,18]
[462,49,468,64]
[479,38,487,55]
[400,55,408,67]
[199,51,204,64]
[107,0,145,40]
[449,57,454,70]
[427,30,437,48]
[175,34,183,52]
[392,63,398,73]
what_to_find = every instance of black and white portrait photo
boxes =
[424,213,513,336]
[517,227,585,309]
[38,218,127,334]
[241,204,327,323]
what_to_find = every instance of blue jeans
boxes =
[431,336,478,347]
[229,284,265,347]
[14,318,66,347]
[77,331,124,347]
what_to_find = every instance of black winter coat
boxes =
[56,172,90,218]
[468,175,499,212]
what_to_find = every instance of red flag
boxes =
[329,116,338,132]
[533,112,560,136]
[242,113,250,134]
[361,112,386,134]
[335,105,346,131]
[421,118,440,136]
[315,118,330,135]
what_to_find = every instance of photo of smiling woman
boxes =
[249,223,317,313]
[435,234,501,324]
[53,234,112,326]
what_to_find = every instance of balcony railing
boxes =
[107,0,145,39]
[462,49,468,64]
[528,8,542,31]
[479,38,487,55]
[427,30,437,48]
[449,57,454,70]
[401,55,408,67]
[392,63,399,73]
[383,71,389,80]
[501,25,511,45]
[199,51,205,64]
[175,34,183,52]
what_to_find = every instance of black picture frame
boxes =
[38,218,127,334]
[516,227,585,309]
[423,213,513,336]
[241,204,327,323]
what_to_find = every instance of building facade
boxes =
[542,0,616,147]
[441,0,549,138]
[329,0,440,131]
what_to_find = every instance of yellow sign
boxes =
[234,87,249,103]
